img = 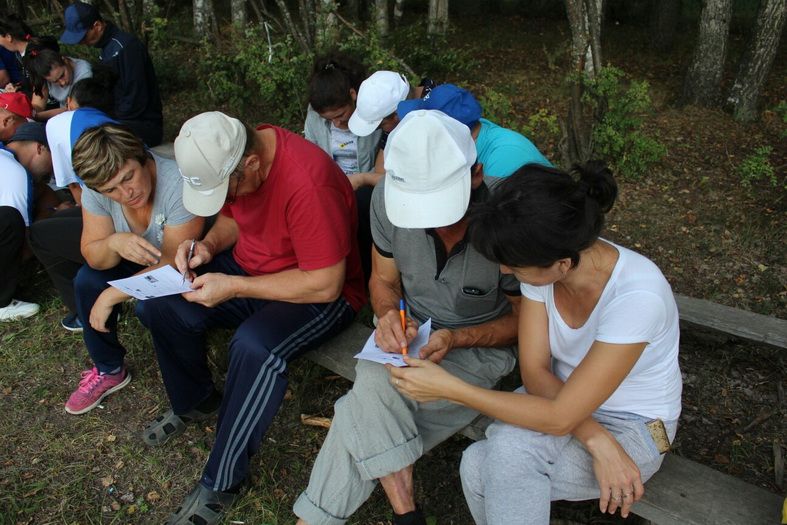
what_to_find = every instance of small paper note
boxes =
[108,265,193,300]
[354,318,432,367]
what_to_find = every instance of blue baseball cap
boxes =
[60,2,100,45]
[397,84,482,129]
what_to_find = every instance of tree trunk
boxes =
[193,0,214,36]
[650,0,681,52]
[428,0,449,36]
[393,0,404,26]
[682,0,732,107]
[315,0,338,50]
[562,0,604,166]
[231,0,247,27]
[374,0,389,36]
[727,0,787,121]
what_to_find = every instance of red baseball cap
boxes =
[0,92,33,119]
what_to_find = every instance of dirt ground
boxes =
[1,10,785,525]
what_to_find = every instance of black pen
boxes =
[181,239,196,284]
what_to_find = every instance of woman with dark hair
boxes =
[0,13,34,92]
[389,162,682,524]
[304,51,383,281]
[304,51,382,187]
[23,39,92,120]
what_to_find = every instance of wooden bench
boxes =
[304,297,787,525]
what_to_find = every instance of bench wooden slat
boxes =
[632,454,784,525]
[675,294,787,349]
[305,321,784,525]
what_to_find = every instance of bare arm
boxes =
[80,208,160,269]
[68,183,83,207]
[89,216,204,331]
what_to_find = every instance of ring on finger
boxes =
[623,492,633,498]
[610,494,621,502]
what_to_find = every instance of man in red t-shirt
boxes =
[136,111,365,524]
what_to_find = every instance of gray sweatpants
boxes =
[293,345,517,525]
[460,395,679,525]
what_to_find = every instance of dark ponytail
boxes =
[21,36,61,97]
[308,51,367,112]
[469,161,618,269]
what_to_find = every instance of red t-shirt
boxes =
[220,125,366,311]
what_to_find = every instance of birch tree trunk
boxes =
[682,0,732,107]
[315,0,338,50]
[650,0,681,52]
[727,0,787,121]
[193,0,214,36]
[428,0,449,36]
[393,0,404,26]
[562,0,604,166]
[231,0,247,27]
[375,0,389,36]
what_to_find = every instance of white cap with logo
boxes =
[383,109,477,229]
[175,111,247,217]
[348,71,410,137]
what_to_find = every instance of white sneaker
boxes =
[0,299,40,321]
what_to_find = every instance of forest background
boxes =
[0,0,784,523]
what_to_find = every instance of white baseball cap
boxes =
[348,71,410,137]
[384,110,477,229]
[175,112,247,217]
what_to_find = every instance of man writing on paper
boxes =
[135,111,365,525]
[294,109,521,525]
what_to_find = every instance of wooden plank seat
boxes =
[304,317,784,525]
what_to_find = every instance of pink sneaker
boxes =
[65,367,131,415]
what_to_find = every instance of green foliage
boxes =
[520,108,560,146]
[337,31,407,75]
[389,21,477,79]
[197,27,312,128]
[582,66,666,179]
[738,146,780,189]
[478,88,514,124]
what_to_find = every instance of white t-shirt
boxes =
[0,148,32,226]
[48,57,92,107]
[46,108,116,188]
[520,242,682,421]
[330,123,359,175]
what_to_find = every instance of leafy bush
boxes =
[738,146,780,189]
[520,108,560,149]
[478,88,515,124]
[197,27,312,128]
[388,21,477,79]
[582,66,666,179]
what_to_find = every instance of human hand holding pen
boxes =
[374,308,418,354]
[175,239,213,282]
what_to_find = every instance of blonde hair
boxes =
[72,124,148,189]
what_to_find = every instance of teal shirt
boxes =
[475,118,552,177]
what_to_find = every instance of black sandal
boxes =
[165,483,238,525]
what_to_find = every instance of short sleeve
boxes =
[370,182,394,256]
[286,183,351,271]
[597,291,667,345]
[80,187,111,217]
[157,157,194,226]
[520,282,547,303]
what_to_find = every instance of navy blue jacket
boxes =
[95,23,162,125]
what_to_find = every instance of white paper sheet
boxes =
[354,318,432,367]
[108,265,194,300]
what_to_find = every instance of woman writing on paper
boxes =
[389,162,681,524]
[64,124,203,415]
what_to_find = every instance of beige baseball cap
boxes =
[175,111,246,217]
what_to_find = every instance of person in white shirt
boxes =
[0,122,54,321]
[389,162,682,525]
